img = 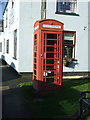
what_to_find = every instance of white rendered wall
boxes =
[0,32,3,58]
[2,0,19,71]
[88,1,90,72]
[19,1,41,72]
[2,0,89,73]
[46,1,88,72]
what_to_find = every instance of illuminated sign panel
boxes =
[42,24,61,29]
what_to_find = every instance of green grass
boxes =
[19,79,90,118]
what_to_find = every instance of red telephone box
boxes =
[33,19,64,92]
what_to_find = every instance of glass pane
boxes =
[34,52,36,57]
[47,33,57,39]
[47,47,54,52]
[46,59,54,64]
[47,40,56,45]
[44,65,54,70]
[14,29,17,58]
[34,40,37,45]
[34,34,37,39]
[34,46,37,51]
[7,40,9,53]
[64,40,73,44]
[64,33,75,41]
[0,43,2,52]
[63,46,74,58]
[48,72,54,77]
[46,53,54,58]
[34,70,36,75]
[34,64,36,69]
[46,78,54,83]
[57,0,77,13]
[34,58,36,63]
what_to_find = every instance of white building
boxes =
[0,20,3,57]
[0,32,3,58]
[1,0,90,75]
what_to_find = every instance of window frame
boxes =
[3,38,5,54]
[12,0,14,8]
[6,39,9,54]
[13,29,17,60]
[5,8,8,28]
[55,0,79,16]
[0,42,2,52]
[63,31,76,59]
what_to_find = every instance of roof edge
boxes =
[38,19,64,24]
[3,0,9,15]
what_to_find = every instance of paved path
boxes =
[0,59,32,119]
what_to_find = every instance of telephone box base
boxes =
[33,79,61,94]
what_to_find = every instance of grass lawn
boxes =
[19,79,90,118]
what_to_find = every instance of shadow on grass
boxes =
[21,79,90,118]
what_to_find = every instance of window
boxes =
[56,0,78,15]
[6,9,8,28]
[3,39,5,54]
[0,21,3,32]
[0,42,2,52]
[13,29,17,59]
[63,31,76,58]
[6,40,9,54]
[12,0,14,8]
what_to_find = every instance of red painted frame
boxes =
[33,19,64,91]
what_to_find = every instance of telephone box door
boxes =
[41,31,63,85]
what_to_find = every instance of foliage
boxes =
[63,57,77,67]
